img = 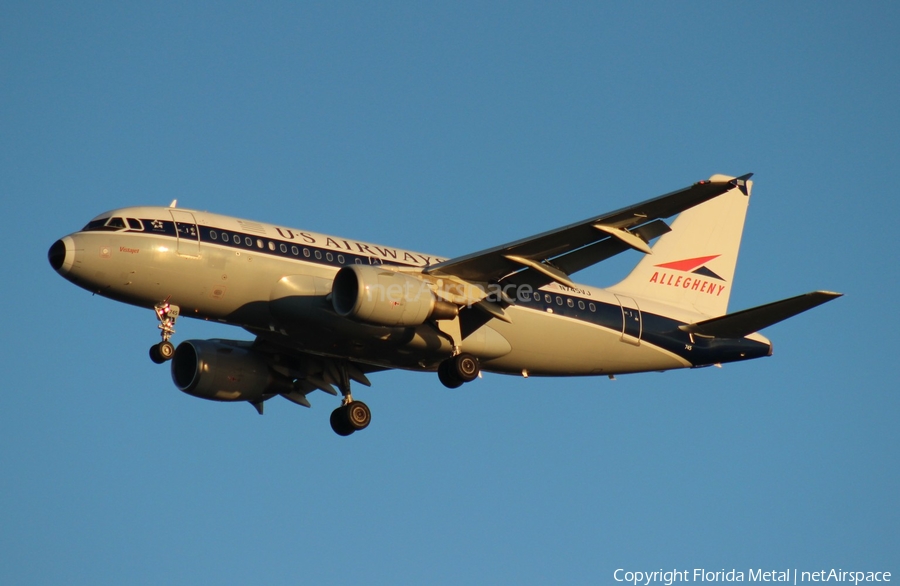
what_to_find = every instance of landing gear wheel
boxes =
[346,401,371,431]
[452,353,480,383]
[149,341,175,364]
[329,401,372,436]
[438,360,464,389]
[158,340,175,360]
[149,344,165,364]
[330,407,355,436]
[438,353,480,387]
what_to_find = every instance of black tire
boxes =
[149,344,166,364]
[451,353,480,383]
[346,401,371,431]
[158,340,175,360]
[438,360,463,389]
[330,407,354,436]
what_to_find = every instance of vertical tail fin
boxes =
[609,174,752,317]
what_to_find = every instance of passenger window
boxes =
[314,250,322,260]
[544,294,552,304]
[578,300,585,310]
[326,252,333,262]
[221,233,229,243]
[210,230,218,240]
[268,241,275,251]
[589,303,596,312]
[257,239,264,249]
[303,248,310,257]
[337,255,345,264]
[355,258,363,265]
[126,218,143,230]
[280,243,287,253]
[533,292,541,301]
[556,296,563,306]
[567,298,574,308]
[291,245,299,255]
[244,236,253,247]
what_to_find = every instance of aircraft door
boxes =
[170,210,201,257]
[614,294,642,346]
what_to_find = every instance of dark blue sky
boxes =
[2,2,897,584]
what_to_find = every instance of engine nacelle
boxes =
[171,339,292,402]
[332,265,458,327]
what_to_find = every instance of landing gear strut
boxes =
[437,352,480,389]
[149,300,180,364]
[328,362,371,436]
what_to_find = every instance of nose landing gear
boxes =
[149,300,180,364]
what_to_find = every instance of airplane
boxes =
[48,174,841,436]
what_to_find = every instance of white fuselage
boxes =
[51,205,771,377]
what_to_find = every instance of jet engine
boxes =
[332,265,458,327]
[171,339,292,402]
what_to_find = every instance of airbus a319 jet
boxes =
[49,174,840,436]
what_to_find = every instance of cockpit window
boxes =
[83,219,109,231]
[82,217,128,232]
[126,218,143,231]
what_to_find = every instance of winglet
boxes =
[730,173,753,196]
[708,173,753,196]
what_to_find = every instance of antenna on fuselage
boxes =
[169,199,178,208]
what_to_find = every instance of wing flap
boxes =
[547,220,671,278]
[679,291,842,338]
[592,224,654,254]
[503,254,577,288]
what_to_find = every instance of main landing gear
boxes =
[149,300,180,364]
[437,352,480,389]
[329,362,371,437]
[330,400,371,436]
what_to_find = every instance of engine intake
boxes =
[171,339,292,402]
[332,265,457,326]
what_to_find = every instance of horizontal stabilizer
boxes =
[679,291,842,338]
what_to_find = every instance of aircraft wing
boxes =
[679,291,843,338]
[424,174,752,285]
[249,336,389,409]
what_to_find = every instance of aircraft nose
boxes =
[48,237,75,274]
[48,239,66,270]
